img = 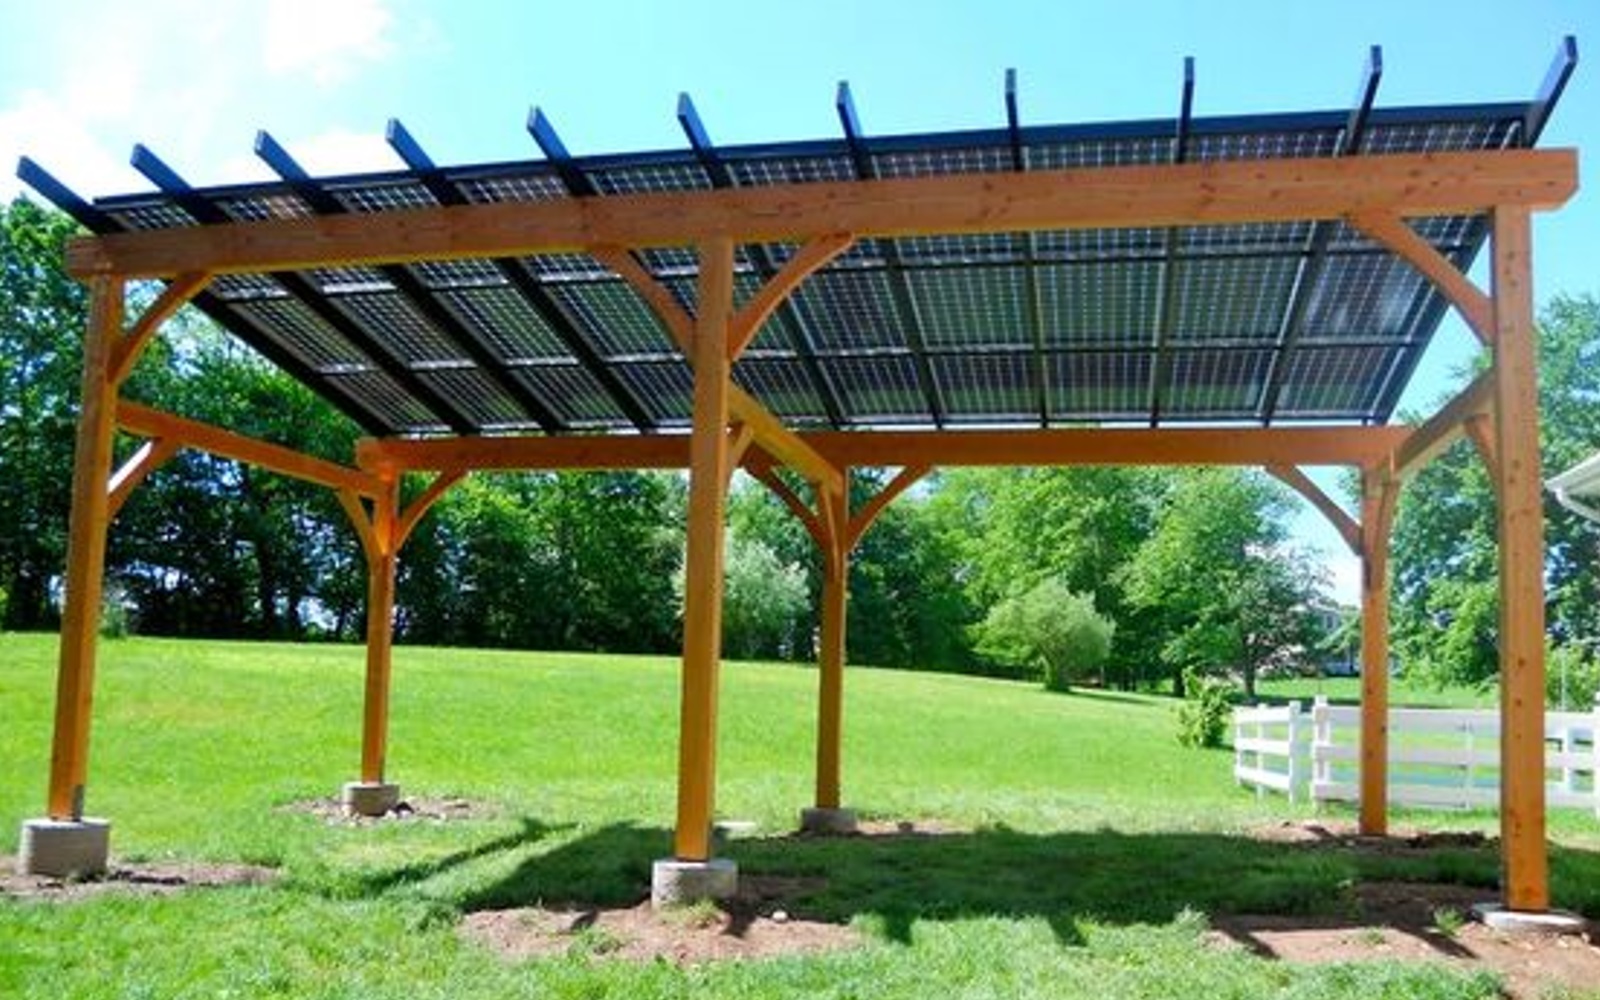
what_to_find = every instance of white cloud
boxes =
[263,0,395,86]
[282,128,400,175]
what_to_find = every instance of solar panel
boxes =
[55,89,1554,436]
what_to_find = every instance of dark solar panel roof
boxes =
[21,49,1576,439]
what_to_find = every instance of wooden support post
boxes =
[674,236,735,862]
[46,277,123,820]
[814,483,850,810]
[360,479,399,784]
[1490,205,1549,912]
[1358,469,1398,836]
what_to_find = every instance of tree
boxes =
[718,534,809,660]
[1391,294,1600,692]
[0,199,88,628]
[973,578,1113,690]
[1122,468,1326,699]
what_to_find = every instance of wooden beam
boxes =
[337,489,380,565]
[1357,470,1399,837]
[814,525,849,810]
[67,149,1578,279]
[110,271,210,386]
[46,276,122,821]
[1392,372,1494,481]
[1348,210,1494,345]
[806,426,1412,470]
[845,463,931,550]
[744,458,828,552]
[117,402,381,497]
[725,424,756,484]
[729,232,853,359]
[359,480,399,784]
[1490,205,1548,912]
[674,236,735,863]
[1266,464,1361,556]
[359,425,1411,474]
[107,438,181,518]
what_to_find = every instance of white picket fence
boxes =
[1232,696,1600,812]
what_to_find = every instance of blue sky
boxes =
[2,0,1595,602]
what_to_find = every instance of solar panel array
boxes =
[76,103,1535,437]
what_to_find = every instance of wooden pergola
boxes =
[16,45,1580,913]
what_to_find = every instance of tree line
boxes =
[4,198,1597,702]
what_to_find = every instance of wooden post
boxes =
[360,479,399,784]
[1358,470,1397,835]
[1490,205,1549,912]
[815,493,849,810]
[45,277,123,820]
[673,236,735,862]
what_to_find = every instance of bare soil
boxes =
[1223,820,1600,999]
[459,874,859,965]
[283,795,497,826]
[0,856,275,901]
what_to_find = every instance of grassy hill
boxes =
[2,633,1597,999]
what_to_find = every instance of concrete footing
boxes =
[651,857,738,908]
[799,806,859,835]
[1472,902,1589,935]
[341,781,400,817]
[19,818,110,878]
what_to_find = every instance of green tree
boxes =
[1122,468,1325,699]
[0,199,87,628]
[719,534,809,660]
[974,578,1114,691]
[1392,294,1600,692]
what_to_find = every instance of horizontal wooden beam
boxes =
[361,424,1410,473]
[68,149,1577,279]
[117,401,382,496]
[1392,371,1494,481]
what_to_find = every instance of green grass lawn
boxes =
[3,633,1598,999]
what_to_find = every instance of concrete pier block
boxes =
[19,818,110,878]
[799,806,859,835]
[341,781,400,817]
[650,857,737,908]
[1472,902,1588,936]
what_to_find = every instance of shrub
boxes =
[1546,642,1599,710]
[1176,676,1233,748]
[974,579,1114,692]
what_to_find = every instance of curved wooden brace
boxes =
[1393,371,1494,481]
[110,271,211,386]
[726,422,756,479]
[591,245,693,352]
[1359,471,1401,586]
[745,459,828,552]
[1265,463,1361,556]
[1347,211,1493,345]
[728,232,853,359]
[845,463,931,551]
[337,487,382,563]
[394,468,466,550]
[1463,413,1499,481]
[107,437,181,518]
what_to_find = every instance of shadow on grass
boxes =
[330,812,1600,950]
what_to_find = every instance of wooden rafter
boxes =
[1348,210,1495,345]
[117,402,381,497]
[68,150,1578,280]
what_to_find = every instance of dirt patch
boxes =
[283,795,496,826]
[460,875,857,965]
[1248,818,1489,854]
[839,818,971,838]
[1212,878,1600,999]
[0,856,275,901]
